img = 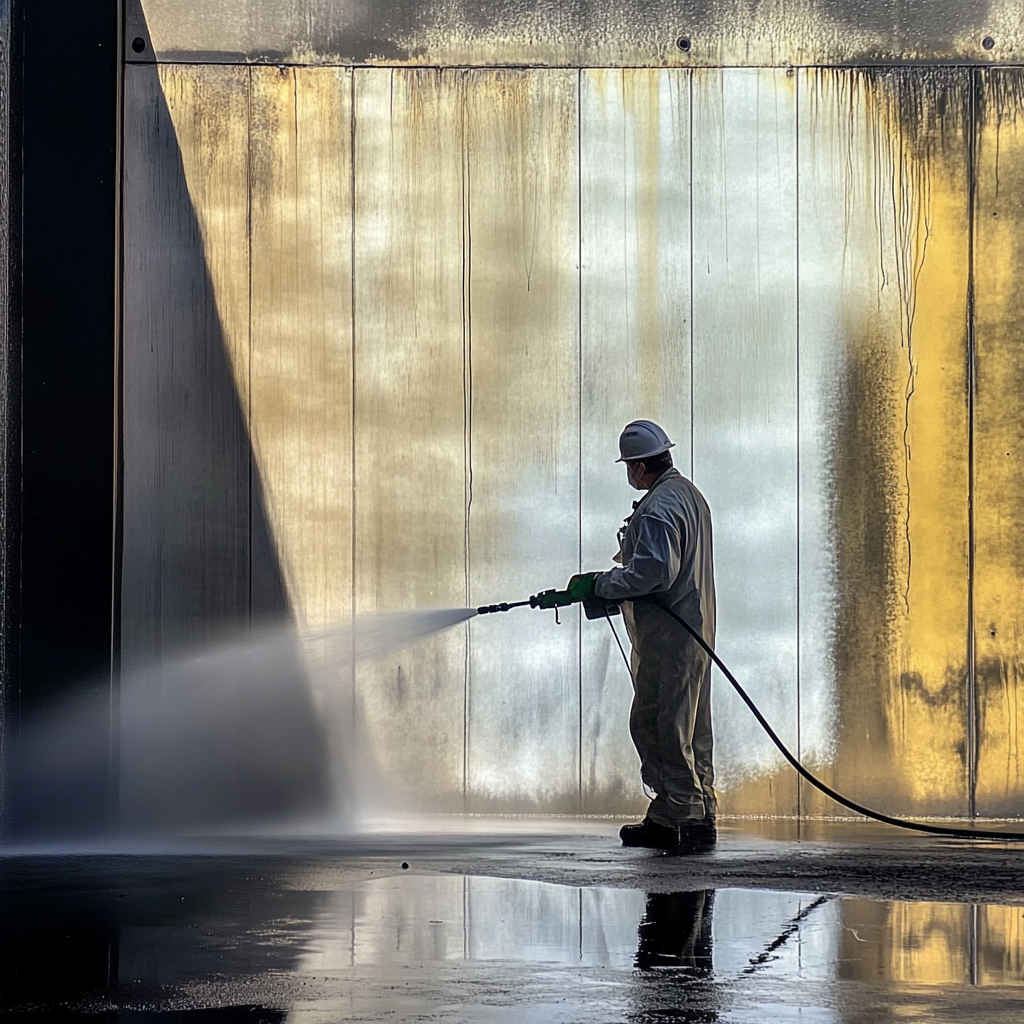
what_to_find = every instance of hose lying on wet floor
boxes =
[604,606,1024,842]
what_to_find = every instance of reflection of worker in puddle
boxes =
[572,420,717,851]
[632,890,718,1022]
[636,890,715,972]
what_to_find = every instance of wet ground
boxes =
[3,818,1024,1021]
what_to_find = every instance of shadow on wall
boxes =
[6,59,333,840]
[117,59,332,832]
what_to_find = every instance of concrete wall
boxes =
[121,3,1024,819]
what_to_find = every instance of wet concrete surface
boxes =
[2,818,1024,1021]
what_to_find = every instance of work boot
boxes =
[619,817,682,850]
[680,815,717,848]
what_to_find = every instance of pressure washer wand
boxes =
[477,586,573,615]
[477,584,620,621]
[476,599,532,614]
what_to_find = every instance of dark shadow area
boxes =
[0,855,313,1017]
[3,0,118,838]
[111,51,332,833]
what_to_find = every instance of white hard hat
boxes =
[616,419,675,462]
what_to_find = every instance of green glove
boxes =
[567,571,601,602]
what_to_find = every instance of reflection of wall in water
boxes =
[122,52,1024,816]
[839,900,1024,987]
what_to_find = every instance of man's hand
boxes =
[567,571,601,602]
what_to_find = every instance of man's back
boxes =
[635,468,716,644]
[597,467,716,645]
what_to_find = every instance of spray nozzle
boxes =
[476,600,531,615]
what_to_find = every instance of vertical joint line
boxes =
[577,68,583,813]
[795,70,802,821]
[966,68,979,821]
[461,71,472,811]
[688,70,695,479]
[246,67,254,629]
[969,903,980,986]
[578,887,584,961]
[349,70,357,749]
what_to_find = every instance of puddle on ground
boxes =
[273,876,1024,985]
[3,866,1024,1021]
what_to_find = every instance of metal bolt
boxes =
[676,36,692,53]
[983,36,995,50]
[131,37,147,54]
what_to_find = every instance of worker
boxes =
[567,420,717,850]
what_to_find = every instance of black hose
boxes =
[606,605,1024,842]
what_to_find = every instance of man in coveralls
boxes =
[568,420,717,850]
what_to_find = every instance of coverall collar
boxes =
[632,466,681,512]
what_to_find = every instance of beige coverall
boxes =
[594,468,717,826]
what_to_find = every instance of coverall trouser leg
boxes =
[626,604,716,826]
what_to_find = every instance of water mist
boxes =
[7,608,478,843]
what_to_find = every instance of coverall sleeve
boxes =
[594,513,681,600]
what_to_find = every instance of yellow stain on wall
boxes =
[974,70,1024,817]
[800,70,971,817]
[875,71,971,813]
[578,69,692,813]
[350,68,472,809]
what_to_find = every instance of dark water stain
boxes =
[900,665,969,713]
[975,655,1024,803]
[807,66,974,163]
[828,324,904,788]
[977,65,1024,131]
[128,0,1000,66]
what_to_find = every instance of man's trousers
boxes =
[624,600,716,826]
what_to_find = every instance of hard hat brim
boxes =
[615,440,675,463]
